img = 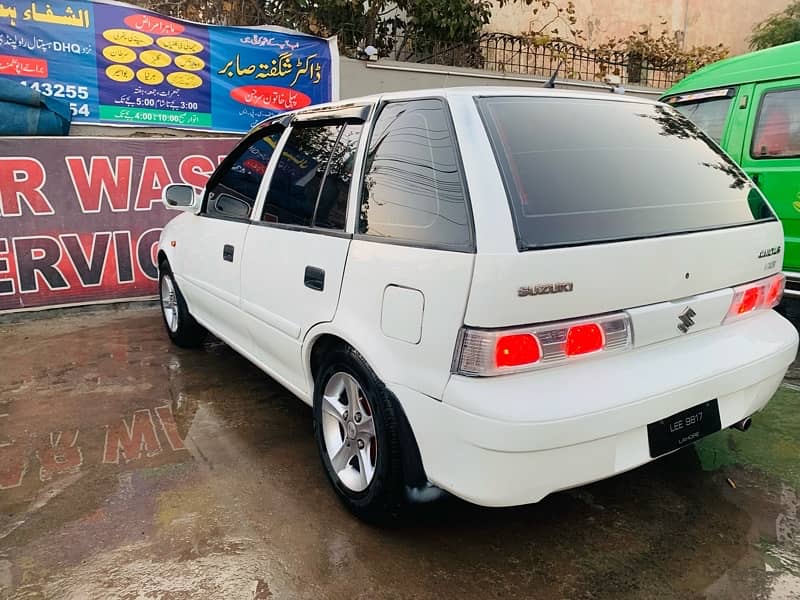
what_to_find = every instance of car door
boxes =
[178,125,285,345]
[239,111,367,396]
[738,81,800,275]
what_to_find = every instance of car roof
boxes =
[247,87,659,135]
[662,41,800,98]
[297,86,658,112]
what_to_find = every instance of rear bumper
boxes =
[392,310,798,507]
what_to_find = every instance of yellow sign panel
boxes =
[102,28,154,48]
[174,54,206,72]
[137,67,166,86]
[157,36,204,55]
[167,71,203,89]
[102,45,137,64]
[139,50,173,68]
[106,64,135,83]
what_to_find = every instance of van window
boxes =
[262,124,343,227]
[359,99,472,249]
[672,97,732,143]
[477,96,774,250]
[751,88,800,158]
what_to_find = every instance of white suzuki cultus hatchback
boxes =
[158,88,799,521]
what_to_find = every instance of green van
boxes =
[661,41,800,297]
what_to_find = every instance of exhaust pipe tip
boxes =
[731,417,752,432]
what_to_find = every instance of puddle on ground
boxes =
[0,306,798,599]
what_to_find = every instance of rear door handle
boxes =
[304,266,325,291]
[223,244,234,262]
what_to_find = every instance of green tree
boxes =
[749,1,800,50]
[402,0,493,43]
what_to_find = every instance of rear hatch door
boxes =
[468,95,782,340]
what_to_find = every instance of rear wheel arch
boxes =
[306,331,429,490]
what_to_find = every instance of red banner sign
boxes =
[0,136,237,312]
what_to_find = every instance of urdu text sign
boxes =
[0,0,337,132]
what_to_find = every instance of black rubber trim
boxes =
[249,220,353,239]
[389,393,428,488]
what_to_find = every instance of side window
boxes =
[205,129,283,219]
[262,124,343,227]
[359,99,471,249]
[751,88,800,158]
[315,124,362,230]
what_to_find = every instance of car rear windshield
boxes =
[477,96,774,250]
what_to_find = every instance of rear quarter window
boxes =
[358,98,472,250]
[477,96,774,250]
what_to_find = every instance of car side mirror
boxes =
[214,193,251,219]
[163,184,197,211]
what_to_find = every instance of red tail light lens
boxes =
[565,323,605,356]
[454,313,632,376]
[725,273,785,323]
[765,275,785,308]
[495,334,541,367]
[736,287,762,315]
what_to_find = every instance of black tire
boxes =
[158,263,207,348]
[313,346,405,523]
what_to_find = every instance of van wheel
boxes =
[313,347,404,522]
[158,264,207,348]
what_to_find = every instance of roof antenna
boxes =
[543,60,563,88]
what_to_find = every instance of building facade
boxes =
[487,0,791,55]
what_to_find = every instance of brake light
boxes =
[454,313,632,376]
[725,273,784,322]
[565,323,605,356]
[495,334,541,367]
[765,275,785,307]
[736,287,761,315]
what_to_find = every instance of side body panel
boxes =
[721,83,755,162]
[172,213,250,345]
[738,79,800,274]
[316,240,474,400]
[240,226,351,397]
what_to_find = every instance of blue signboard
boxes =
[0,0,337,132]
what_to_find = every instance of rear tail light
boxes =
[565,323,604,356]
[725,273,785,322]
[495,334,541,367]
[454,313,632,377]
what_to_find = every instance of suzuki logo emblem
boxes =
[677,307,697,334]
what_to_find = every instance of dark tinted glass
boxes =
[262,125,342,226]
[314,124,362,230]
[206,131,282,219]
[751,88,800,159]
[478,97,774,249]
[673,97,732,143]
[359,99,471,249]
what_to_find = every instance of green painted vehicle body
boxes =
[662,42,800,287]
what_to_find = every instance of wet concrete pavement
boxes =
[1,305,800,599]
